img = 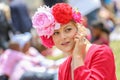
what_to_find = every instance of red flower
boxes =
[52,3,72,24]
[40,36,54,48]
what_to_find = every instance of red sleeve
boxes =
[74,46,116,80]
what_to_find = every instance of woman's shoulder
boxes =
[88,44,114,57]
[90,44,111,51]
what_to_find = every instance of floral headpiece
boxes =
[32,3,82,48]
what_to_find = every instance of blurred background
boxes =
[0,0,120,80]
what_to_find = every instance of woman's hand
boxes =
[73,23,87,57]
[72,23,87,69]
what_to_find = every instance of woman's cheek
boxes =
[52,36,59,45]
[71,29,78,39]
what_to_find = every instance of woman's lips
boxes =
[61,42,70,46]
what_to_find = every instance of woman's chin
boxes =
[62,47,73,54]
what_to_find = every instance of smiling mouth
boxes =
[61,42,70,46]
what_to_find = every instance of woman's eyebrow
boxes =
[64,25,72,29]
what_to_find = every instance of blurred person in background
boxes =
[90,20,110,46]
[101,0,114,13]
[98,6,116,32]
[0,39,23,80]
[0,0,15,50]
[9,32,56,80]
[8,0,32,33]
[0,32,43,80]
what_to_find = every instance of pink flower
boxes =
[32,6,61,48]
[32,6,55,38]
[72,9,82,23]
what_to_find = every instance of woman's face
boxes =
[52,21,77,53]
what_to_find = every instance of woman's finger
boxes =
[74,33,85,45]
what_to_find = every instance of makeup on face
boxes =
[51,21,78,53]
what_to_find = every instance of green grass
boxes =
[110,40,120,80]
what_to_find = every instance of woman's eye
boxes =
[53,32,59,35]
[65,28,72,32]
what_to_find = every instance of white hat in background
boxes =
[10,32,32,48]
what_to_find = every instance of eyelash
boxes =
[65,28,72,32]
[53,32,59,35]
[53,28,72,35]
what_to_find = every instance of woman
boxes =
[32,3,116,80]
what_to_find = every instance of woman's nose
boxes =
[60,33,67,39]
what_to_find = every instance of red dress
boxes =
[58,44,116,80]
